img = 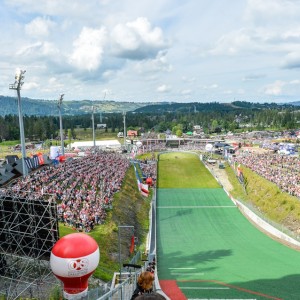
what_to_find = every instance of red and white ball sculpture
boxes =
[50,233,100,299]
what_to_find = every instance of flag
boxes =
[130,235,135,254]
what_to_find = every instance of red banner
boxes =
[130,235,135,254]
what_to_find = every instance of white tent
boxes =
[70,140,121,150]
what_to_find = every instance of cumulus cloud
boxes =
[22,81,39,90]
[157,84,171,93]
[282,52,300,69]
[209,28,262,56]
[134,51,172,74]
[111,17,169,60]
[69,27,107,71]
[209,0,300,58]
[262,79,300,96]
[263,80,285,96]
[244,0,299,23]
[25,17,55,38]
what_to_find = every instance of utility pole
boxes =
[58,94,65,156]
[9,69,27,177]
[92,105,96,149]
[123,111,126,148]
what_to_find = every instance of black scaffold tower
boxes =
[0,189,59,300]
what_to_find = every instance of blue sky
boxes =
[1,0,300,103]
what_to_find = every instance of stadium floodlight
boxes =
[123,111,126,148]
[9,69,27,178]
[92,105,96,149]
[57,94,65,156]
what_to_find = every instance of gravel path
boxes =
[206,163,233,192]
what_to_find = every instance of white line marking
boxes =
[179,287,230,290]
[171,273,205,275]
[157,206,236,208]
[169,267,196,270]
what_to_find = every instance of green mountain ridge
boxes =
[0,96,149,116]
[0,95,296,117]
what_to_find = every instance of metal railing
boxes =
[93,168,170,300]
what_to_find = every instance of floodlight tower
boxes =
[99,111,103,123]
[123,111,126,148]
[99,91,106,123]
[92,105,96,149]
[57,94,65,156]
[9,69,27,177]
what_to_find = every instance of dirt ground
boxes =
[206,162,233,192]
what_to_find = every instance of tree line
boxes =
[0,106,299,142]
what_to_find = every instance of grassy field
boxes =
[158,152,220,188]
[224,162,300,235]
[0,129,123,159]
[74,128,121,141]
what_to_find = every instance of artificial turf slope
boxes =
[156,152,300,300]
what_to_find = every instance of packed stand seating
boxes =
[178,142,207,151]
[233,150,300,198]
[9,151,130,232]
[140,143,167,153]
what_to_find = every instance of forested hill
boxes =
[133,101,294,113]
[0,96,148,116]
[0,95,296,117]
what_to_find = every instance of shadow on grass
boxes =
[178,274,300,300]
[158,249,233,278]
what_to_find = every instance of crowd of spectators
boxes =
[139,143,167,153]
[9,151,130,232]
[233,150,300,197]
[139,141,207,154]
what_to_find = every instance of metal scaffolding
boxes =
[0,189,59,300]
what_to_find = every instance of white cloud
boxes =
[25,17,55,38]
[264,80,285,96]
[69,27,107,71]
[3,0,300,102]
[134,51,172,75]
[182,76,196,83]
[22,81,39,90]
[282,52,300,69]
[289,79,300,85]
[181,89,192,95]
[223,90,233,95]
[157,84,171,93]
[111,17,169,59]
[244,0,299,23]
[209,28,262,56]
[203,84,218,90]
